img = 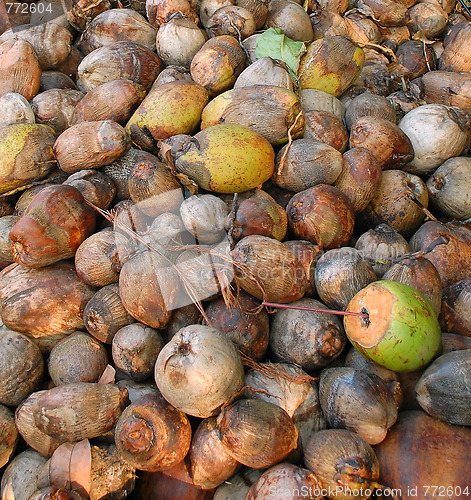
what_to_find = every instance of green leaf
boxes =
[255,28,307,79]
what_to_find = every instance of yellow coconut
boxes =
[298,36,364,97]
[0,123,56,194]
[126,80,209,151]
[174,124,275,193]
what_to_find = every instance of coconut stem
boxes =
[422,41,432,72]
[226,192,239,248]
[262,301,368,318]
[370,235,448,267]
[277,110,304,176]
[406,191,437,221]
[357,42,396,62]
[399,75,408,92]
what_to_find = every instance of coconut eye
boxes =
[154,325,245,418]
[115,392,192,471]
[344,280,442,373]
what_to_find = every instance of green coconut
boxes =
[126,80,209,151]
[173,124,275,193]
[344,280,442,372]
